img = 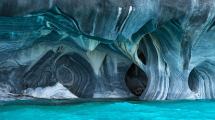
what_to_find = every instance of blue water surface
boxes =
[0,98,215,120]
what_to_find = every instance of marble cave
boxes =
[0,0,215,101]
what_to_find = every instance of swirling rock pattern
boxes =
[0,0,215,100]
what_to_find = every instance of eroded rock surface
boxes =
[0,0,215,100]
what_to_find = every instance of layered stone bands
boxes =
[0,0,215,100]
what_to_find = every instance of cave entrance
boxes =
[125,53,148,96]
[188,68,202,93]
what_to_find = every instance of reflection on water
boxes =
[1,98,215,120]
[0,97,139,106]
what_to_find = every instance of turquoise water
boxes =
[1,98,215,120]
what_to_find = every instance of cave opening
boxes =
[188,68,200,93]
[125,53,148,96]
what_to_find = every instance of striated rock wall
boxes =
[0,0,215,100]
